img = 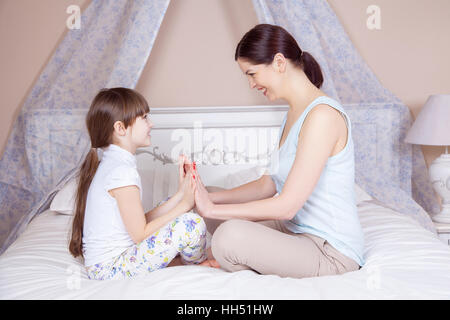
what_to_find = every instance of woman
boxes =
[194,24,365,278]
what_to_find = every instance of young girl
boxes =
[69,87,213,280]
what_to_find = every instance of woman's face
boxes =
[237,57,284,101]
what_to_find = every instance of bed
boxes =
[1,104,449,299]
[1,184,450,299]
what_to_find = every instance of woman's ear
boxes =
[273,52,287,73]
[113,120,127,136]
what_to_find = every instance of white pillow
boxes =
[50,177,78,214]
[224,165,265,190]
[140,168,158,212]
[354,183,373,203]
[50,167,165,215]
[149,164,179,209]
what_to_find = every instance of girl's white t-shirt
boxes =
[82,144,142,267]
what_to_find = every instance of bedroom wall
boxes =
[1,0,448,175]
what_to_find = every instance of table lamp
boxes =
[405,94,450,223]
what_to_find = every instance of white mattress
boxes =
[1,200,450,299]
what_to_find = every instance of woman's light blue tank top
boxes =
[270,96,365,266]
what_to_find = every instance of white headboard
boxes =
[136,105,288,188]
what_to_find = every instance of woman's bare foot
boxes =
[199,248,220,268]
[199,259,221,268]
[168,249,220,268]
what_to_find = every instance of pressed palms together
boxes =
[193,172,215,219]
[178,155,220,268]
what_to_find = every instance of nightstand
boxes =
[434,222,450,246]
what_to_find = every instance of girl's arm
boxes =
[144,154,194,222]
[208,174,277,204]
[144,191,183,222]
[110,186,192,244]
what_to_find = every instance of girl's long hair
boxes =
[235,24,324,89]
[69,87,149,258]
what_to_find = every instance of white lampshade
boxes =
[405,94,450,224]
[404,94,450,146]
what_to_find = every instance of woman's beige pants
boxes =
[204,216,360,279]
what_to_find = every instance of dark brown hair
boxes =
[69,87,149,258]
[235,24,323,89]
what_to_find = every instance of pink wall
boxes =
[1,0,449,169]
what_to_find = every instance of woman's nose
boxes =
[249,79,256,89]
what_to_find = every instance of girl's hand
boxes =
[194,174,215,218]
[178,154,192,191]
[179,171,196,210]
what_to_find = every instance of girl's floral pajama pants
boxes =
[86,199,207,280]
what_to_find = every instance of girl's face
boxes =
[237,58,283,101]
[129,113,153,149]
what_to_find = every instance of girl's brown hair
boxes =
[235,24,324,89]
[69,87,150,258]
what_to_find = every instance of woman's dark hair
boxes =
[235,24,323,89]
[69,87,149,258]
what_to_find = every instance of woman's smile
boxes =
[257,87,267,96]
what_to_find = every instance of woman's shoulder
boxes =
[297,102,348,149]
[311,95,345,112]
[305,103,344,127]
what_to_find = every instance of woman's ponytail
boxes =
[298,51,324,89]
[235,24,324,89]
[69,148,99,258]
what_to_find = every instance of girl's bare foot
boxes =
[206,247,214,259]
[168,255,183,267]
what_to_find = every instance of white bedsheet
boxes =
[1,200,450,299]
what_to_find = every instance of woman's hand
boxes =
[194,173,215,218]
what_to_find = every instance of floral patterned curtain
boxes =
[0,0,171,253]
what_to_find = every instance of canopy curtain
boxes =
[0,0,171,254]
[251,0,440,232]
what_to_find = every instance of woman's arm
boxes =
[209,195,290,221]
[195,105,340,222]
[195,174,289,221]
[208,174,277,204]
